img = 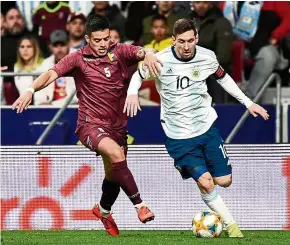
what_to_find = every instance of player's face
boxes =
[86,29,110,57]
[67,19,85,39]
[193,2,212,17]
[110,29,120,43]
[173,30,197,60]
[152,20,167,42]
[19,39,34,62]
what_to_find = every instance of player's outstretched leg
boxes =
[92,178,120,236]
[110,159,155,223]
[198,173,244,238]
[98,137,155,224]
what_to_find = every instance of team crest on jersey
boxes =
[108,52,117,61]
[192,69,200,78]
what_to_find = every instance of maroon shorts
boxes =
[76,123,128,155]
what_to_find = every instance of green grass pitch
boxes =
[2,230,290,245]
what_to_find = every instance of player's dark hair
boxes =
[173,18,197,37]
[151,14,167,26]
[85,14,110,36]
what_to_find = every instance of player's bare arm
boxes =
[137,48,162,78]
[215,70,269,120]
[12,70,58,113]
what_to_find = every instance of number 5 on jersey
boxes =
[104,67,111,77]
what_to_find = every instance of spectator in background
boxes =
[1,12,6,105]
[142,1,189,45]
[88,1,126,40]
[110,27,121,43]
[34,30,78,106]
[33,1,71,45]
[1,12,6,36]
[14,36,44,97]
[1,7,48,104]
[144,15,173,51]
[221,1,290,100]
[192,1,233,103]
[67,12,86,49]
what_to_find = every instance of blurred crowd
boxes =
[1,1,290,106]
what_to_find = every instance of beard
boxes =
[7,26,24,35]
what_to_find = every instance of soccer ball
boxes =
[192,211,223,238]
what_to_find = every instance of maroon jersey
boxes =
[52,43,141,132]
[33,2,71,44]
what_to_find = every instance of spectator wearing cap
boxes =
[67,12,86,49]
[33,1,71,44]
[34,29,78,106]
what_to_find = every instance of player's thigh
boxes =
[165,137,208,181]
[98,137,125,162]
[203,125,232,180]
[77,124,125,162]
[213,174,232,188]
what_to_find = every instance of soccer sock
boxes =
[201,188,235,227]
[111,160,143,205]
[99,178,120,212]
[98,203,110,217]
[134,201,147,212]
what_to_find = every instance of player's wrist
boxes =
[245,100,253,108]
[26,87,35,94]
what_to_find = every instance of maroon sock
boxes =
[99,178,120,211]
[111,160,142,205]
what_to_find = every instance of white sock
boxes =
[134,201,146,212]
[201,188,235,227]
[98,204,110,216]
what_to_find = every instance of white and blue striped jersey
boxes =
[139,45,224,140]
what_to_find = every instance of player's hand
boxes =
[12,91,33,113]
[1,66,8,71]
[247,103,269,120]
[144,52,163,78]
[123,94,141,117]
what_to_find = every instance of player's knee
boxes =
[107,148,125,163]
[215,175,232,188]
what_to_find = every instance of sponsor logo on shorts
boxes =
[86,136,92,150]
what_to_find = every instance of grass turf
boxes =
[2,230,290,245]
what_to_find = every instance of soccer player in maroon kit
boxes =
[12,15,161,236]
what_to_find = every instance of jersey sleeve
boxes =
[208,51,226,80]
[137,62,151,80]
[51,52,79,77]
[116,43,142,66]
